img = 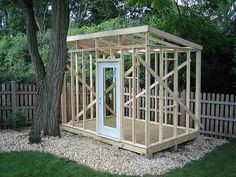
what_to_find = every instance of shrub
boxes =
[8,108,27,130]
[28,133,41,144]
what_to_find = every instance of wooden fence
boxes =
[0,81,36,129]
[0,82,236,139]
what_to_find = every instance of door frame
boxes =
[96,59,122,140]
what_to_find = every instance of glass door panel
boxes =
[103,67,116,128]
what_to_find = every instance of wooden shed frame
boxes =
[61,25,202,155]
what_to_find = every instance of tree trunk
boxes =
[34,0,69,137]
[13,0,69,137]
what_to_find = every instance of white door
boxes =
[97,60,121,139]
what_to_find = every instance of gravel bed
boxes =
[0,129,227,176]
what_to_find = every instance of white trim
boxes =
[96,59,122,140]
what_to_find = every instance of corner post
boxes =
[118,35,124,140]
[186,51,191,133]
[145,32,150,146]
[195,50,201,131]
[132,48,137,143]
[159,49,164,143]
[173,50,178,138]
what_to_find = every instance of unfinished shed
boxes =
[61,25,203,155]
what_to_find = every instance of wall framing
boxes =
[61,25,203,155]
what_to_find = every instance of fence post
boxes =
[11,81,17,114]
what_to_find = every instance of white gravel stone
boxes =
[0,129,227,176]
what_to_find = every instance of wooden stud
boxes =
[159,49,164,142]
[145,32,150,146]
[118,35,124,140]
[195,51,201,131]
[123,60,189,106]
[70,53,75,126]
[186,51,191,133]
[90,54,94,120]
[128,78,132,116]
[75,54,79,115]
[136,53,201,126]
[173,50,178,138]
[61,74,67,124]
[82,50,86,129]
[164,53,168,124]
[95,39,99,134]
[154,53,158,122]
[68,64,115,116]
[132,48,137,143]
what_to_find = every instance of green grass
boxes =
[0,151,131,177]
[162,139,236,177]
[0,140,235,177]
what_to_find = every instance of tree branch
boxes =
[12,0,46,81]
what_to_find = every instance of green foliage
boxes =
[37,30,51,63]
[88,0,123,25]
[28,133,41,144]
[0,30,50,82]
[68,18,145,36]
[8,108,27,130]
[0,33,33,82]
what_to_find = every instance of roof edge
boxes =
[149,27,203,50]
[67,25,149,42]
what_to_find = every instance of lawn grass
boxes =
[0,151,131,177]
[0,139,235,177]
[162,139,236,177]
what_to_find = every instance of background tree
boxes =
[0,0,235,138]
[125,0,236,93]
[12,0,69,139]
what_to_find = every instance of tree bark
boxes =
[43,0,69,136]
[13,0,69,137]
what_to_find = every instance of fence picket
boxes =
[201,93,206,131]
[229,95,234,136]
[215,94,220,138]
[219,94,225,138]
[210,93,215,137]
[224,95,229,136]
[1,82,236,139]
[206,93,211,134]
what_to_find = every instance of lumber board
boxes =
[136,53,202,127]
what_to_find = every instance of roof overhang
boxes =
[67,25,203,50]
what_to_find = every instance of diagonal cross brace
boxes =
[124,60,189,106]
[135,53,202,127]
[67,65,115,115]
